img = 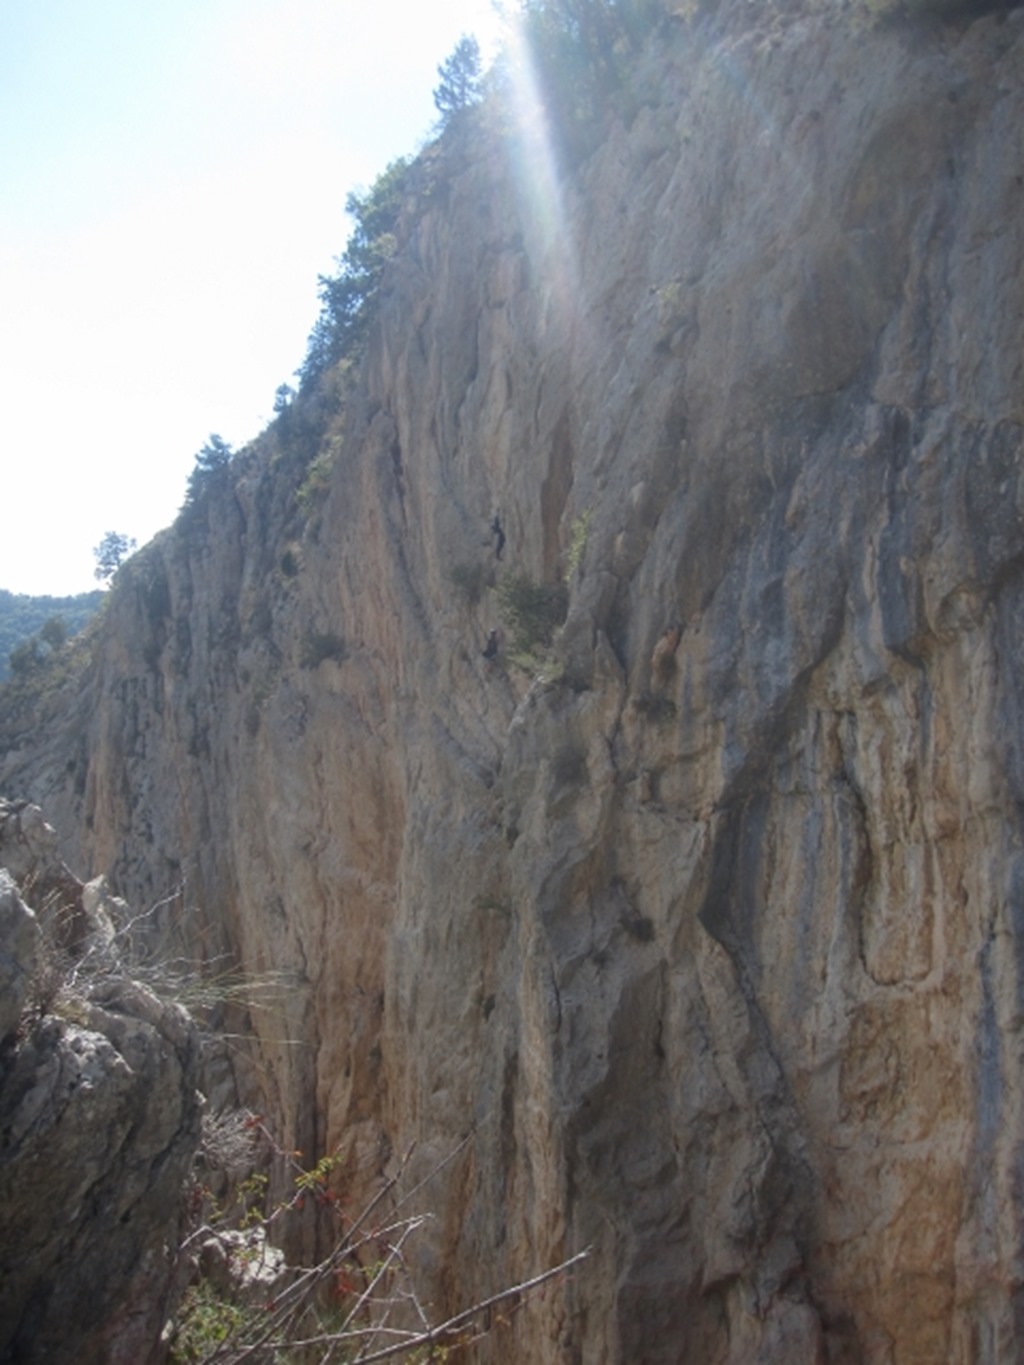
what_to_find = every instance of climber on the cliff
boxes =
[491,513,506,561]
[482,628,501,662]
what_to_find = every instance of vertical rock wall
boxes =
[2,4,1023,1359]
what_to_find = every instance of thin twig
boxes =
[387,1130,472,1220]
[336,1218,426,1336]
[351,1246,591,1364]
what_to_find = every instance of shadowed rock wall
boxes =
[0,803,201,1365]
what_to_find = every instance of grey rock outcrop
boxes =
[0,804,201,1365]
[0,872,38,1043]
[2,3,1023,1360]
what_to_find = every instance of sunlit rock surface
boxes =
[2,4,1023,1359]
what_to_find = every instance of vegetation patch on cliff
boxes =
[495,570,569,673]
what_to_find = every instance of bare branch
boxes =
[351,1247,592,1364]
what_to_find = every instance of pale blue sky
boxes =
[0,0,502,595]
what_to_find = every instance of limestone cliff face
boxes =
[2,3,1024,1359]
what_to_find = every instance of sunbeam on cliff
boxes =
[502,12,579,310]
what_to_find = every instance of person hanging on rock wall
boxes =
[482,628,501,663]
[491,513,506,561]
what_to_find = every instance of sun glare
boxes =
[502,11,579,312]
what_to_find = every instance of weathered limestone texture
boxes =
[0,803,201,1364]
[1,3,1023,1360]
[0,869,38,1043]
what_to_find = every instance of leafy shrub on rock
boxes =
[495,571,569,661]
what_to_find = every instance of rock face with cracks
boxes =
[0,802,202,1365]
[2,3,1024,1360]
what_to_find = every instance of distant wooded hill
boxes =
[0,589,103,682]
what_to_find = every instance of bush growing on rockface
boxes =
[565,507,593,581]
[495,571,569,663]
[449,560,489,606]
[172,1119,590,1365]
